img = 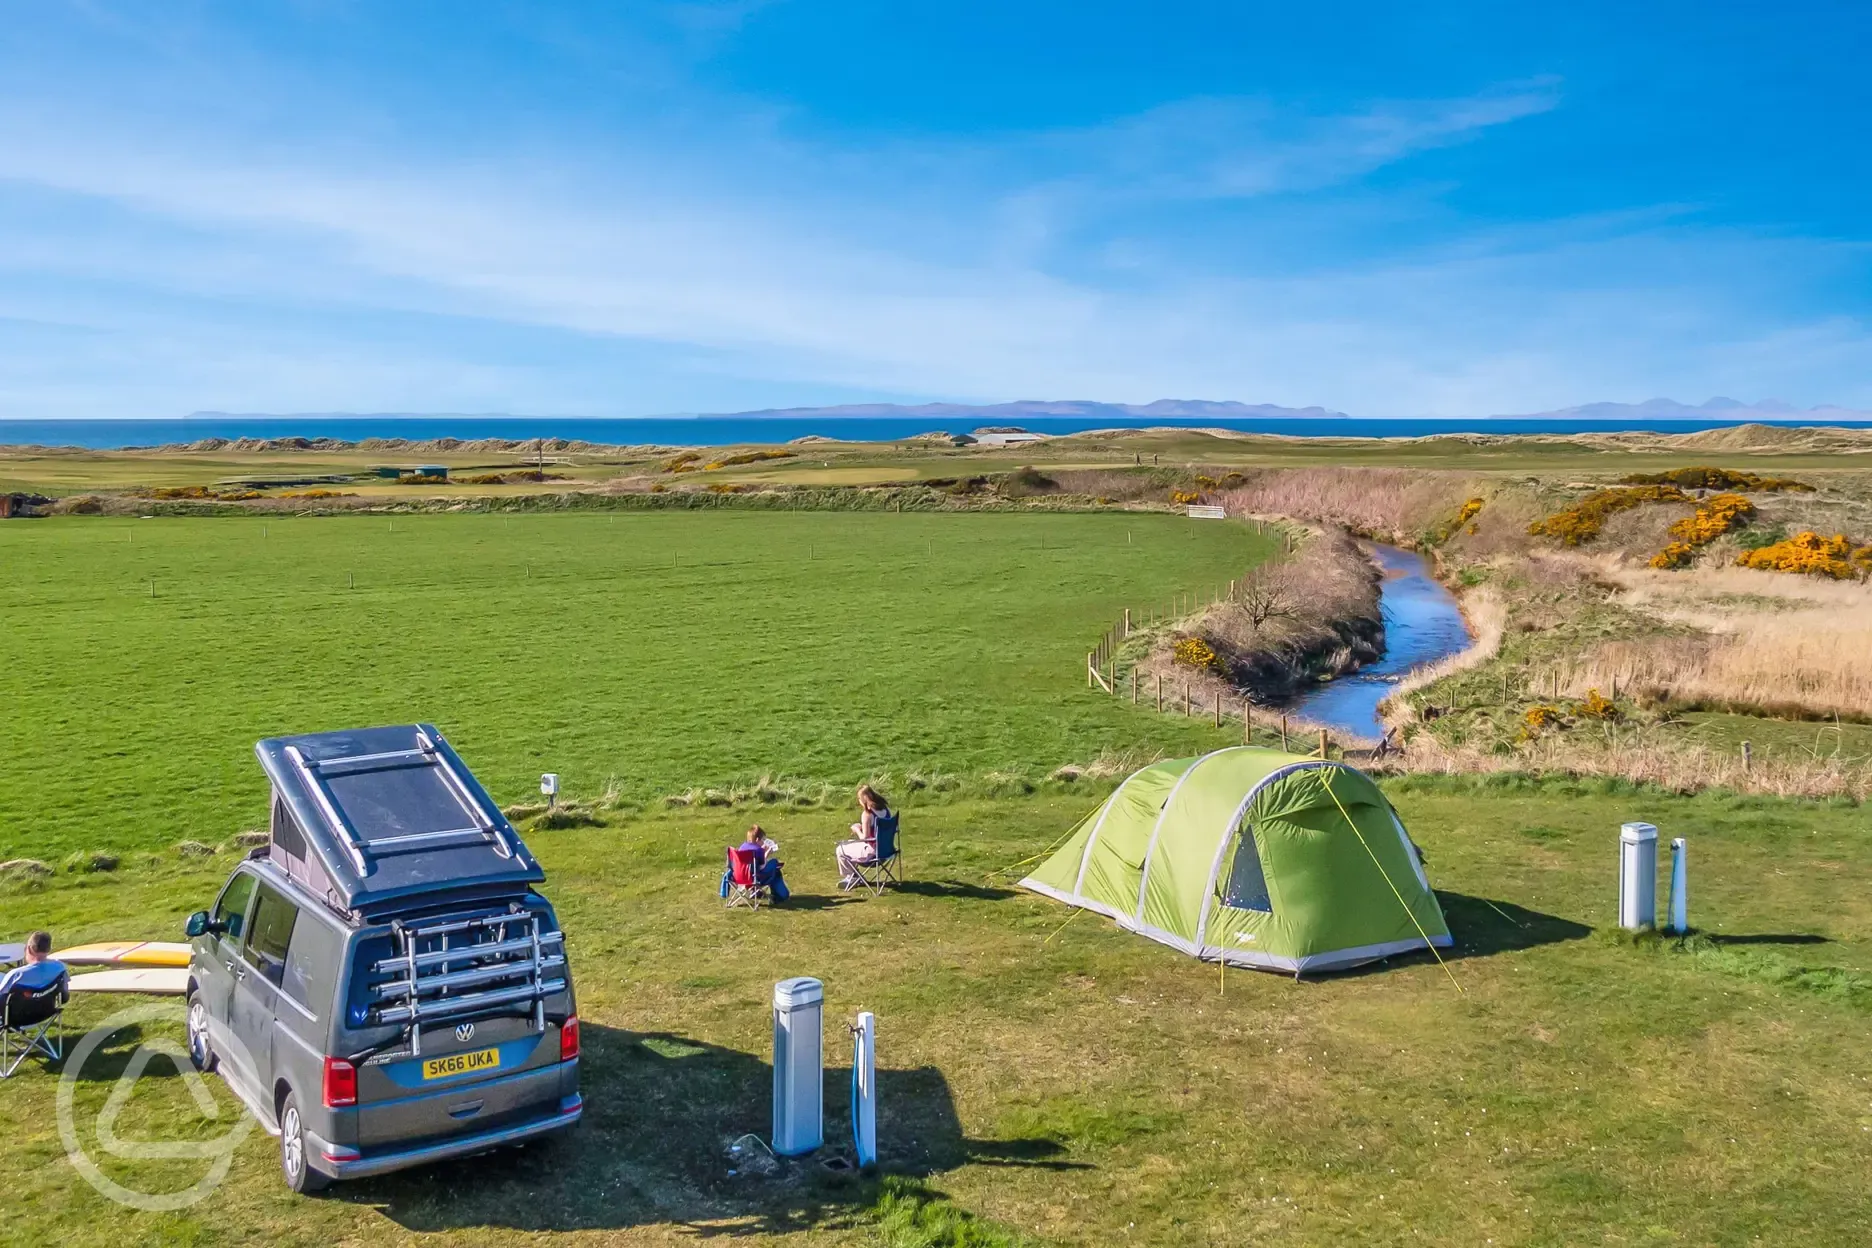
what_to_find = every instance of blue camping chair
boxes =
[1,973,67,1078]
[850,811,902,896]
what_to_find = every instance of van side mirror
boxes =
[184,910,216,939]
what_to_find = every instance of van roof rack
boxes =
[256,724,544,913]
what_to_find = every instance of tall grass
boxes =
[1222,467,1475,539]
[1386,725,1872,800]
[1562,562,1872,719]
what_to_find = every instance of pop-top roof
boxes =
[255,723,543,912]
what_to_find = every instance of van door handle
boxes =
[447,1100,485,1119]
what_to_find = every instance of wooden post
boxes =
[1123,608,1131,637]
[1087,653,1095,687]
[1132,670,1139,705]
[1318,729,1329,759]
[1280,714,1289,751]
[1184,683,1191,716]
[1156,674,1163,712]
[1742,741,1752,772]
[1243,701,1252,744]
[1213,691,1221,727]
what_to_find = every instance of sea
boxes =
[4,413,1871,451]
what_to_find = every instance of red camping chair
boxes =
[725,847,770,910]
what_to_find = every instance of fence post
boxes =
[1243,701,1251,744]
[1156,674,1163,712]
[1280,715,1289,751]
[1123,608,1131,637]
[1131,670,1138,705]
[1318,729,1329,758]
[1183,683,1191,716]
[1213,691,1221,727]
[1741,741,1752,772]
[1087,653,1093,687]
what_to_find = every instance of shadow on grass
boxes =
[1707,933,1830,947]
[357,1023,1070,1236]
[891,879,1019,902]
[1437,892,1592,960]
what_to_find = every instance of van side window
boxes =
[1222,825,1273,913]
[271,795,308,859]
[213,873,257,941]
[243,884,299,986]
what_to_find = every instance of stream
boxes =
[1284,544,1473,741]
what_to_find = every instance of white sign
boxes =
[1186,504,1226,520]
[539,773,559,797]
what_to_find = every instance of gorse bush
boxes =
[1577,688,1619,721]
[1169,489,1203,506]
[1737,531,1872,579]
[1527,485,1688,545]
[1650,492,1756,567]
[1172,636,1222,672]
[1620,466,1814,493]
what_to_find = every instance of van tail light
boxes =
[322,1056,358,1108]
[560,1015,581,1063]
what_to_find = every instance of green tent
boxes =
[1020,747,1451,974]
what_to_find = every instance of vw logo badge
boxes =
[454,1022,475,1043]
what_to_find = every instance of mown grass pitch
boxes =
[0,510,1271,859]
[2,781,1870,1245]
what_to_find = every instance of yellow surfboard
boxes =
[54,941,192,968]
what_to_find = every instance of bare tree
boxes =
[1234,570,1293,633]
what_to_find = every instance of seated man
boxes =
[0,931,67,1000]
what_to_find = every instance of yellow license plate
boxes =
[422,1046,501,1080]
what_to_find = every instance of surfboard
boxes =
[66,967,190,995]
[54,941,193,968]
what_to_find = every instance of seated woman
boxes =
[835,785,890,890]
[733,824,789,901]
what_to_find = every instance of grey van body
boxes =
[184,725,580,1189]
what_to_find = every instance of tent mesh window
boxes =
[1222,824,1272,912]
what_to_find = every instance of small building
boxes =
[0,493,49,518]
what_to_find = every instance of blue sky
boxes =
[1,1,1868,419]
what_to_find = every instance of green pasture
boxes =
[2,780,1869,1245]
[0,510,1270,859]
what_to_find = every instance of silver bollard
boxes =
[772,977,824,1155]
[852,1010,877,1169]
[1619,822,1658,930]
[1667,837,1689,933]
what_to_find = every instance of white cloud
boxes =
[0,36,1863,419]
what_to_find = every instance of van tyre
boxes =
[278,1092,331,1195]
[185,991,217,1073]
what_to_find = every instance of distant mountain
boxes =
[1496,396,1872,422]
[703,399,1349,422]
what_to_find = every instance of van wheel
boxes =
[279,1092,331,1195]
[185,992,217,1073]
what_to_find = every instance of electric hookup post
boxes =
[540,773,559,810]
[1619,821,1659,930]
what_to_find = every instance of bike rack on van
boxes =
[370,907,567,1057]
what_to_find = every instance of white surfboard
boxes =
[66,967,190,995]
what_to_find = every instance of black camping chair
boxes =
[849,811,902,896]
[1,973,68,1078]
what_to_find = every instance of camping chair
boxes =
[849,812,902,896]
[725,847,770,911]
[1,974,67,1078]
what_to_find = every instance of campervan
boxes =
[182,725,581,1192]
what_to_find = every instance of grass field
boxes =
[4,509,1872,1246]
[3,781,1870,1246]
[0,511,1269,859]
